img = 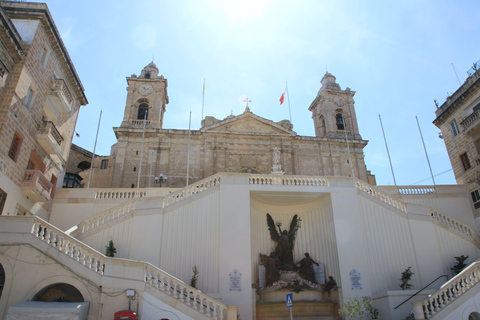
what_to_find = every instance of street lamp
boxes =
[154,174,168,187]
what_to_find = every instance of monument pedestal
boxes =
[256,289,340,320]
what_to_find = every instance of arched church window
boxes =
[145,71,151,79]
[137,103,149,120]
[0,263,5,300]
[336,114,345,130]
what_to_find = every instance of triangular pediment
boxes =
[201,111,295,136]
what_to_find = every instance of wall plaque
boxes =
[313,263,325,285]
[350,269,362,290]
[258,265,266,288]
[229,269,242,291]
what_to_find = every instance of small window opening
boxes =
[133,167,136,172]
[137,103,148,120]
[144,72,151,79]
[8,132,23,162]
[100,159,108,170]
[131,184,134,188]
[460,152,471,171]
[336,114,345,130]
[471,190,480,209]
[450,120,459,137]
[136,151,138,155]
[25,87,35,108]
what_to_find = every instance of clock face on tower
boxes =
[138,84,153,96]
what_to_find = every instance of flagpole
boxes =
[201,78,205,120]
[87,109,102,188]
[342,114,355,178]
[416,116,436,186]
[286,82,292,124]
[137,110,147,188]
[379,114,397,186]
[186,111,192,186]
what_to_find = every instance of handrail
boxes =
[419,261,480,319]
[163,173,221,208]
[0,216,229,319]
[394,275,448,309]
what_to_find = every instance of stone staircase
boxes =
[0,215,235,320]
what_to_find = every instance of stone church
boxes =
[2,44,480,320]
[68,63,376,189]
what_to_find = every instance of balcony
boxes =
[48,78,73,113]
[36,121,64,159]
[21,170,53,202]
[460,109,480,135]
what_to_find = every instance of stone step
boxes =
[256,301,340,320]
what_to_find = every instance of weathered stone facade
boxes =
[74,64,374,188]
[0,2,87,217]
[434,65,480,217]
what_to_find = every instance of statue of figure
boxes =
[260,253,281,286]
[296,252,319,283]
[266,213,300,270]
[322,276,337,296]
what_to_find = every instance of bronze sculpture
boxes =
[266,213,300,271]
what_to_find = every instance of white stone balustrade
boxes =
[355,180,408,213]
[249,174,329,186]
[2,216,231,319]
[415,261,480,319]
[79,200,136,235]
[145,265,228,320]
[398,186,436,195]
[431,210,473,236]
[95,189,147,199]
[32,219,106,275]
[163,174,221,208]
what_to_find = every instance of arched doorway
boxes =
[469,312,480,320]
[33,283,84,302]
[0,263,5,300]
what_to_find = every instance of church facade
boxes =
[71,63,375,189]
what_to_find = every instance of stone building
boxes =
[434,63,480,225]
[70,63,376,189]
[1,2,480,319]
[0,1,87,219]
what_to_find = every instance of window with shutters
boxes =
[460,152,471,171]
[8,132,23,162]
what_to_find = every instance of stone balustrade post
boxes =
[412,301,425,319]
[226,306,238,320]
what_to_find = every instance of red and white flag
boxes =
[279,86,287,105]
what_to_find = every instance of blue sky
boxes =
[44,0,480,186]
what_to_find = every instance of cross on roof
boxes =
[244,97,251,107]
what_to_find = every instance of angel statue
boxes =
[266,213,301,271]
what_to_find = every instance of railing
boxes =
[414,261,480,319]
[394,275,448,310]
[431,210,473,237]
[146,265,227,319]
[130,119,151,126]
[7,216,230,319]
[39,120,64,146]
[32,219,106,275]
[51,78,73,105]
[249,174,329,186]
[163,174,221,208]
[78,200,136,235]
[95,189,147,199]
[355,180,408,213]
[21,169,53,202]
[460,109,480,131]
[398,186,436,195]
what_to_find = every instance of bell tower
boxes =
[309,72,362,140]
[120,62,169,130]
